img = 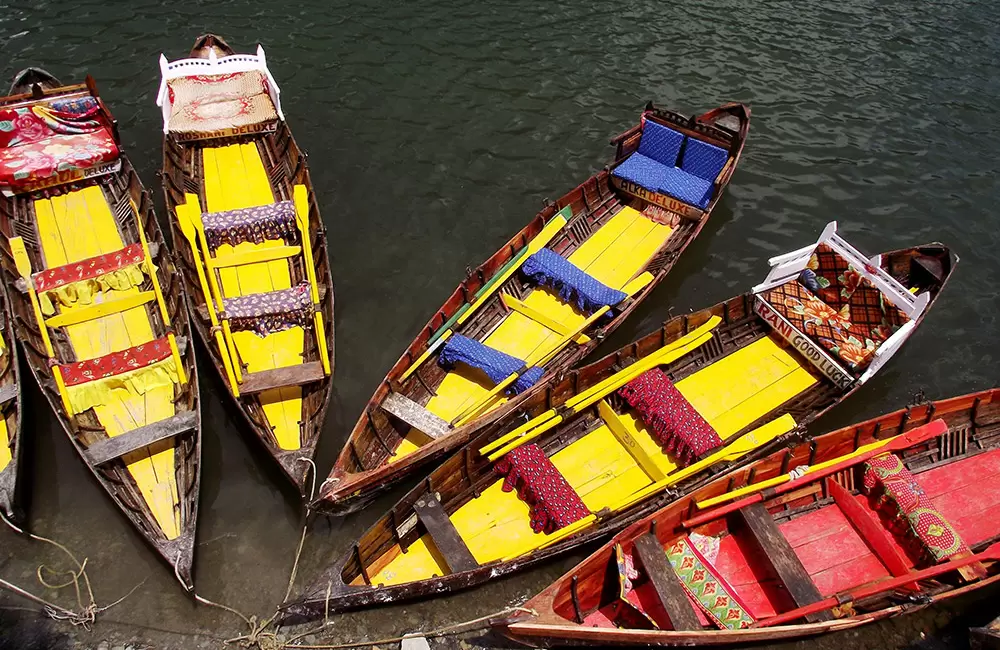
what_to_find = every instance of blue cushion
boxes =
[439,334,544,395]
[656,167,714,209]
[522,248,627,314]
[612,153,675,193]
[636,120,684,167]
[680,138,728,182]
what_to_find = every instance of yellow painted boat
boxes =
[0,70,200,588]
[313,102,752,515]
[157,35,335,496]
[0,274,22,524]
[281,227,955,619]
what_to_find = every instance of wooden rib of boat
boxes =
[0,71,200,588]
[312,102,752,515]
[498,388,1000,647]
[157,34,335,496]
[280,225,956,619]
[0,280,22,524]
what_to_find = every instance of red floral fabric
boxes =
[32,243,144,292]
[0,127,118,189]
[617,368,722,466]
[863,452,971,564]
[59,336,172,386]
[493,443,590,534]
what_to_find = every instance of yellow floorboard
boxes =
[34,187,179,539]
[369,334,819,584]
[203,144,303,451]
[391,207,674,461]
[0,415,10,471]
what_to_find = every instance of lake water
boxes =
[1,0,999,647]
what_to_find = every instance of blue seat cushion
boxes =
[439,334,544,395]
[521,248,628,314]
[612,153,674,193]
[680,138,729,182]
[636,120,684,167]
[657,167,714,209]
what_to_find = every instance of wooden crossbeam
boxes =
[632,535,701,631]
[239,361,325,394]
[45,291,156,329]
[412,495,477,573]
[84,410,197,466]
[0,383,17,406]
[212,245,302,268]
[737,502,831,622]
[381,392,450,439]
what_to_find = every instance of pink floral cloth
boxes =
[59,336,172,386]
[618,368,722,466]
[494,443,590,534]
[201,201,298,251]
[33,243,144,292]
[222,282,313,337]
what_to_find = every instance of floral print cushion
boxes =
[806,243,862,309]
[0,127,118,189]
[166,71,277,134]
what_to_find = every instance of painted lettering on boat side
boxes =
[173,121,278,142]
[611,177,702,220]
[2,160,122,196]
[755,298,855,390]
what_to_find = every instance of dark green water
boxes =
[1,0,999,647]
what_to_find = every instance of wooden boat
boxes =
[312,102,752,515]
[498,388,1000,646]
[0,71,201,588]
[157,35,334,496]
[0,279,22,524]
[280,224,956,619]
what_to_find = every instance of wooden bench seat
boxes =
[633,533,701,630]
[412,495,477,573]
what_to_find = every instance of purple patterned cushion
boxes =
[222,282,313,336]
[202,201,299,251]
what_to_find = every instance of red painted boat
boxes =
[498,388,1000,646]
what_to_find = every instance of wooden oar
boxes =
[611,414,798,513]
[174,198,241,395]
[294,184,331,376]
[682,418,949,529]
[451,272,655,427]
[483,316,723,462]
[479,316,722,458]
[754,542,1000,628]
[399,213,569,383]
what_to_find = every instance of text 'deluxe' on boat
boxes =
[157,35,335,496]
[498,389,1000,646]
[280,223,955,618]
[312,102,751,515]
[0,70,200,588]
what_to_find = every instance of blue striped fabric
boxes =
[439,334,545,395]
[522,248,628,314]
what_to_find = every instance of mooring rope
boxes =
[0,511,143,629]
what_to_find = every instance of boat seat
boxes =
[165,70,278,136]
[521,248,627,314]
[201,201,299,252]
[438,334,544,396]
[84,410,197,466]
[0,383,16,407]
[195,283,327,322]
[56,334,186,416]
[618,368,723,466]
[863,453,972,566]
[612,120,729,209]
[736,502,832,622]
[632,534,702,630]
[238,361,325,394]
[761,275,908,370]
[0,96,119,193]
[412,495,478,573]
[381,392,451,439]
[494,443,590,534]
[222,282,315,337]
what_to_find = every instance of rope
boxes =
[0,511,142,629]
[283,607,537,649]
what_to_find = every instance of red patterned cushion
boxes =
[618,368,722,465]
[863,453,971,564]
[807,243,858,307]
[33,243,144,293]
[59,336,172,386]
[0,127,118,189]
[494,443,590,534]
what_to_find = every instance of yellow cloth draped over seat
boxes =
[64,357,180,415]
[38,264,148,315]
